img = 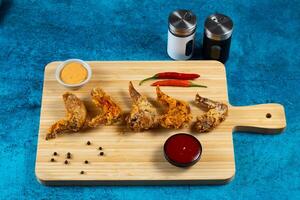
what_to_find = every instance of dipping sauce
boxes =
[164,133,202,167]
[60,62,88,84]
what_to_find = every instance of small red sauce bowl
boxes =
[164,133,202,167]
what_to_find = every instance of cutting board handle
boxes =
[231,103,286,134]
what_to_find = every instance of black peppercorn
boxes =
[80,171,84,174]
[99,152,104,156]
[53,152,58,156]
[87,141,91,145]
[50,158,55,162]
[98,147,102,150]
[84,160,89,164]
[64,160,69,164]
[67,152,71,159]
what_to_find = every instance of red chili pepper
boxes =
[151,80,207,88]
[139,72,200,85]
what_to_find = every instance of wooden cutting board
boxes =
[35,61,286,185]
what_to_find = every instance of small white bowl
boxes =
[55,59,92,89]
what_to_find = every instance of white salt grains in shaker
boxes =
[167,10,197,60]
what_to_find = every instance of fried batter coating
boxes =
[87,88,122,127]
[156,86,192,129]
[126,82,158,131]
[46,92,87,140]
[193,94,228,132]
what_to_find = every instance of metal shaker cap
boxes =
[204,13,233,41]
[168,10,197,37]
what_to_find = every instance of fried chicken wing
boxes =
[87,88,122,127]
[126,82,158,131]
[156,86,192,129]
[46,92,87,140]
[193,94,228,133]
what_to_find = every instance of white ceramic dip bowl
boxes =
[55,59,92,89]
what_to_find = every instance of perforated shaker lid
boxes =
[168,10,197,37]
[204,13,233,41]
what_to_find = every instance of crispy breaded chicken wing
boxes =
[193,94,228,133]
[87,88,122,127]
[46,92,87,140]
[156,86,192,129]
[126,82,158,131]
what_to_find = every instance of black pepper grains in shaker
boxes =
[99,152,104,156]
[64,160,69,164]
[53,152,58,156]
[84,160,89,164]
[98,147,102,150]
[203,13,233,63]
[80,171,84,174]
[86,141,91,145]
[50,158,55,162]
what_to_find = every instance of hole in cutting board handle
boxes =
[232,104,286,134]
[266,113,272,118]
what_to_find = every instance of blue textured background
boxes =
[0,0,299,199]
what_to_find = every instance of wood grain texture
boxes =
[35,61,286,185]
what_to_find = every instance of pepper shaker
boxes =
[167,10,197,60]
[203,13,233,63]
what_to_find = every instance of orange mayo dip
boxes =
[60,62,87,84]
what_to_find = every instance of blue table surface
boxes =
[0,0,299,199]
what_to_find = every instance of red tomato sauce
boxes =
[164,133,202,167]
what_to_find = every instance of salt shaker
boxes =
[167,10,197,60]
[203,13,233,63]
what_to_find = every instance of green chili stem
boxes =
[139,75,158,85]
[190,82,207,88]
